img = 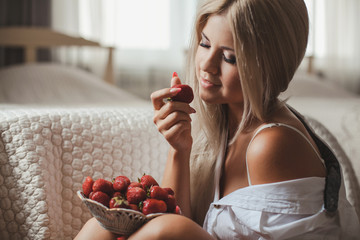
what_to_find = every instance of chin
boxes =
[199,92,219,105]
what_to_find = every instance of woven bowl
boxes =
[77,191,166,235]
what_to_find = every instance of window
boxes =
[78,0,171,50]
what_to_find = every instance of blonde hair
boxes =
[186,0,309,224]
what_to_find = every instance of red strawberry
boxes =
[128,182,143,191]
[112,191,124,198]
[139,174,159,190]
[89,191,95,199]
[109,196,128,209]
[82,176,94,198]
[93,179,113,196]
[150,186,168,201]
[128,203,140,212]
[142,199,167,215]
[126,187,147,204]
[90,191,110,208]
[163,187,175,196]
[113,176,130,192]
[175,205,181,215]
[171,84,194,104]
[165,194,177,213]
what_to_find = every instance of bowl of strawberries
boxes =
[78,174,181,236]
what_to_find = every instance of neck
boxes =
[226,103,244,140]
[227,103,264,140]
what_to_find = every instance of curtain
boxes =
[51,0,198,97]
[0,0,51,67]
[50,0,360,94]
[309,0,360,92]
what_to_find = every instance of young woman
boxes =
[76,0,359,239]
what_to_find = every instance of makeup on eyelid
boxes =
[200,32,236,65]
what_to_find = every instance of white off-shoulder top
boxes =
[203,123,360,239]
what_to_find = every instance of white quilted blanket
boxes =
[0,106,169,240]
[1,107,359,239]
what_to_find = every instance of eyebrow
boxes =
[201,32,235,52]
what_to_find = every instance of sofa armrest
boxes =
[0,106,169,239]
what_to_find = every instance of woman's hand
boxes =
[151,74,196,153]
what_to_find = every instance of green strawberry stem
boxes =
[139,201,144,211]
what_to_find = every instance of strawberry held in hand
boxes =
[171,84,194,104]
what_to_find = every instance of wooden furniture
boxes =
[0,27,115,84]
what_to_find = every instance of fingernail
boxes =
[170,88,181,93]
[172,72,178,78]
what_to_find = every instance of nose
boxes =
[200,50,219,75]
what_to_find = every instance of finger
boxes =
[158,101,196,119]
[153,102,196,132]
[153,102,194,126]
[162,120,191,141]
[151,87,182,110]
[156,111,192,132]
[171,72,182,87]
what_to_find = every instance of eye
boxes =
[199,42,210,48]
[199,33,210,48]
[223,54,236,65]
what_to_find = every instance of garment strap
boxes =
[245,123,324,186]
[287,105,341,213]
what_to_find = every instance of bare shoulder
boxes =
[246,124,326,185]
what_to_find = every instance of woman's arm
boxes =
[150,74,196,218]
[161,147,192,218]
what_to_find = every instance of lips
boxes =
[200,77,221,89]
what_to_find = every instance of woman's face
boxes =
[195,14,242,105]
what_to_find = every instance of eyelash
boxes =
[199,42,236,65]
[199,42,210,48]
[223,55,236,65]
